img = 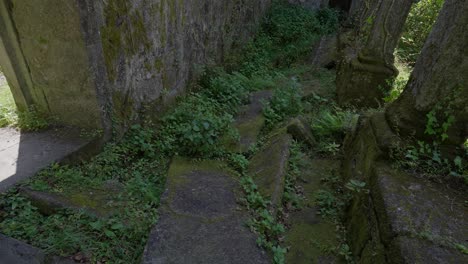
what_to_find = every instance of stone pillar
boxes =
[0,0,34,112]
[386,0,468,150]
[336,0,414,108]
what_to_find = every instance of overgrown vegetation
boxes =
[0,1,339,263]
[391,95,468,184]
[397,0,444,65]
[0,78,49,131]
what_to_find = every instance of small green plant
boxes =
[263,77,303,127]
[393,99,467,182]
[315,190,345,219]
[282,141,303,208]
[312,108,357,139]
[345,180,369,194]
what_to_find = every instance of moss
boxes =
[285,220,339,263]
[154,58,164,72]
[101,0,152,81]
[168,0,176,23]
[144,61,151,71]
[168,156,237,181]
[247,133,290,206]
[112,91,135,123]
[223,114,265,153]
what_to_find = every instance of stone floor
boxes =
[0,127,91,192]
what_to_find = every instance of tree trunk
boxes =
[336,0,414,108]
[386,0,468,150]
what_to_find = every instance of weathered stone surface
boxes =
[20,180,124,218]
[247,133,292,210]
[1,0,104,128]
[93,0,272,127]
[0,234,75,264]
[285,158,341,264]
[389,237,467,264]
[142,157,269,264]
[0,0,272,131]
[225,90,273,153]
[0,234,45,264]
[372,164,467,249]
[342,113,468,263]
[311,34,338,68]
[0,127,93,192]
[287,117,316,147]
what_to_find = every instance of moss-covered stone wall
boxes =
[0,0,271,131]
[97,0,272,123]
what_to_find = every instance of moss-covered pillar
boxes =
[386,0,468,151]
[336,0,414,108]
[0,0,34,112]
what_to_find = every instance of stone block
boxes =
[247,132,292,210]
[142,157,269,264]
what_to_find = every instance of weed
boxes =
[158,94,234,157]
[263,77,303,127]
[282,141,304,208]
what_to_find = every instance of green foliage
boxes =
[0,2,342,263]
[345,180,369,194]
[282,141,304,207]
[383,60,411,103]
[392,100,467,182]
[0,86,48,131]
[397,0,444,65]
[158,94,234,157]
[202,70,250,110]
[263,77,303,127]
[311,107,358,155]
[231,1,339,76]
[0,125,167,263]
[315,190,345,218]
[241,175,286,264]
[0,84,16,127]
[312,108,357,139]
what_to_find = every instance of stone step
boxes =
[0,234,74,264]
[19,180,125,218]
[224,90,272,153]
[0,127,95,192]
[284,158,341,264]
[142,157,270,264]
[347,162,468,263]
[247,132,292,211]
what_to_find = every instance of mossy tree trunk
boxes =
[336,0,414,108]
[386,0,468,151]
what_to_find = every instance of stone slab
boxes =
[19,180,124,218]
[225,90,272,153]
[0,234,45,264]
[247,132,292,210]
[284,158,341,264]
[0,127,91,192]
[372,163,468,254]
[287,117,316,147]
[142,157,269,264]
[389,236,467,264]
[0,234,75,264]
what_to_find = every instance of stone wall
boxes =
[0,0,271,131]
